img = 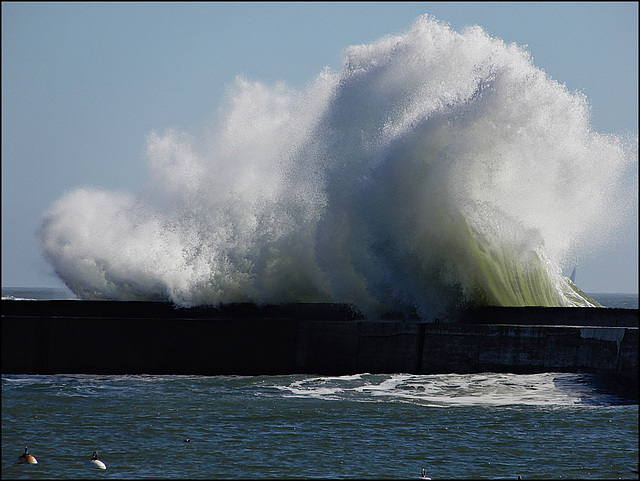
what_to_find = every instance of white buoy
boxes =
[17,446,38,464]
[85,451,106,470]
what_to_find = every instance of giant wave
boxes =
[39,15,636,319]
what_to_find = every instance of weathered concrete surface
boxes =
[1,316,300,376]
[460,306,638,327]
[0,300,364,321]
[2,300,637,399]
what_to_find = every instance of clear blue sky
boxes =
[2,2,638,293]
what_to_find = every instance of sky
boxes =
[2,2,638,294]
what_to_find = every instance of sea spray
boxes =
[39,15,636,319]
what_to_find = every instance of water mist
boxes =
[40,15,637,319]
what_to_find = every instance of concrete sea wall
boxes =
[2,300,637,399]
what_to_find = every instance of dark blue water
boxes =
[2,373,638,479]
[588,293,639,310]
[2,289,638,479]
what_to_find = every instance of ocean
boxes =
[5,13,639,479]
[2,288,638,479]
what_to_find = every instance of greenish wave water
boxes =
[33,14,638,318]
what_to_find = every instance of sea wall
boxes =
[2,300,637,398]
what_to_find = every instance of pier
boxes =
[2,300,637,399]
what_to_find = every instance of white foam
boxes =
[269,372,623,407]
[39,14,637,318]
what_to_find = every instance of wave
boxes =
[267,372,631,407]
[39,15,636,319]
[3,373,629,406]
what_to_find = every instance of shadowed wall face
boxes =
[2,301,637,399]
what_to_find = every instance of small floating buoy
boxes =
[17,446,38,464]
[85,451,106,470]
[183,438,190,443]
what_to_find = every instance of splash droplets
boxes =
[40,15,636,318]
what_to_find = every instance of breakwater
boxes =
[2,300,637,399]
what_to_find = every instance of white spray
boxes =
[40,15,637,319]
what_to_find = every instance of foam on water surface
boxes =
[269,372,630,407]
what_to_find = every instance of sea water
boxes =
[36,15,637,320]
[4,13,638,478]
[2,372,638,480]
[2,289,638,479]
